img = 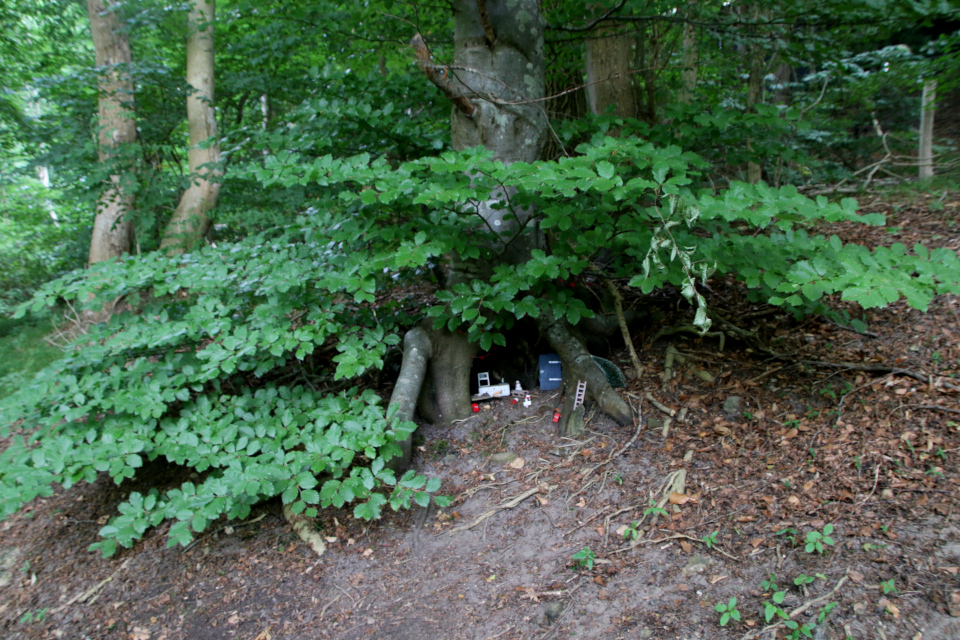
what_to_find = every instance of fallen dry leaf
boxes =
[680,540,693,553]
[576,498,586,508]
[362,548,373,557]
[130,629,151,640]
[749,538,764,548]
[714,426,732,436]
[709,575,727,584]
[940,567,959,575]
[507,457,525,470]
[669,492,694,505]
[227,614,240,625]
[536,495,549,506]
[786,495,801,506]
[879,597,900,618]
[848,569,864,583]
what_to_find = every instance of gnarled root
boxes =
[283,503,326,557]
[416,328,476,425]
[386,327,432,470]
[538,312,633,426]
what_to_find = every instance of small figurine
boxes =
[523,394,532,408]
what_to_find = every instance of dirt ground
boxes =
[1,192,959,640]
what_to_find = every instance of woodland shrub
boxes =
[2,135,959,556]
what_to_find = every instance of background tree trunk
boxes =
[919,79,937,181]
[678,21,698,105]
[160,0,221,255]
[586,19,637,120]
[87,0,137,266]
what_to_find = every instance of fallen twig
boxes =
[451,487,540,533]
[318,594,342,619]
[579,402,644,481]
[800,360,960,392]
[645,392,676,417]
[611,532,738,560]
[739,575,848,640]
[52,559,130,614]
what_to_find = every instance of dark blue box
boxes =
[539,353,562,390]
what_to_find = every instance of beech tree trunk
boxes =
[586,19,637,121]
[387,2,633,468]
[678,21,698,105]
[919,79,936,181]
[160,0,222,255]
[87,0,137,266]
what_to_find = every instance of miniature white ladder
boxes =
[573,381,587,410]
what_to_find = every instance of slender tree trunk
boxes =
[745,42,764,184]
[160,0,221,255]
[87,0,137,266]
[678,21,698,104]
[919,79,937,181]
[586,18,637,121]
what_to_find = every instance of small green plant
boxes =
[702,530,718,549]
[743,411,755,420]
[760,573,778,592]
[622,521,641,542]
[881,579,897,595]
[783,418,800,429]
[935,447,947,460]
[763,590,789,623]
[714,597,741,627]
[18,608,47,624]
[931,351,942,365]
[775,527,798,546]
[804,524,835,555]
[853,455,862,470]
[862,542,887,551]
[926,466,945,478]
[571,547,595,570]
[794,574,816,588]
[614,473,624,485]
[820,388,837,400]
[643,498,668,519]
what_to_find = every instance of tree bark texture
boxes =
[745,8,764,185]
[160,0,222,255]
[678,21,698,105]
[586,21,637,120]
[919,79,937,181]
[87,0,137,266]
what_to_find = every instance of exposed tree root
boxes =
[539,312,633,426]
[451,487,541,533]
[386,327,432,469]
[283,503,326,557]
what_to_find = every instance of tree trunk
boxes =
[586,19,637,121]
[160,0,221,255]
[919,79,936,181]
[745,9,764,184]
[389,2,633,465]
[87,0,137,266]
[678,21,698,105]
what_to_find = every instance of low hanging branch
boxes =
[411,33,476,117]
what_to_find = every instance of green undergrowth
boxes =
[2,136,959,558]
[0,316,63,402]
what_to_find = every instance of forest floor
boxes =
[1,189,959,640]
